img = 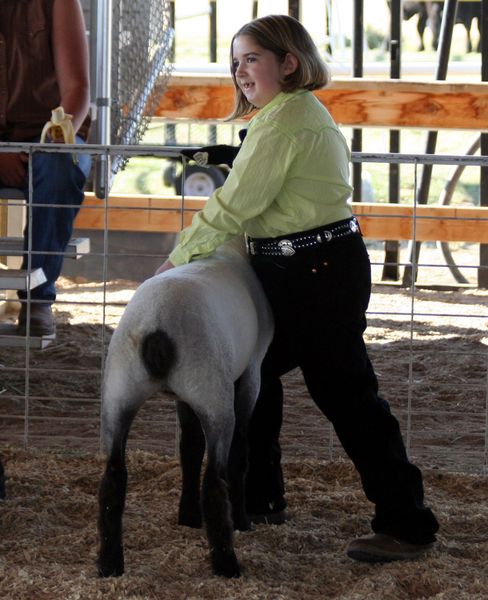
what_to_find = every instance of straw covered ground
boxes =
[1,448,488,600]
[1,246,488,598]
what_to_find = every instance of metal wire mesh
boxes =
[0,144,487,475]
[110,0,173,173]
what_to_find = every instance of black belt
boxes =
[247,217,361,257]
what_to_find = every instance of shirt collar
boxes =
[252,89,307,123]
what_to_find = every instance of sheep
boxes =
[97,236,274,578]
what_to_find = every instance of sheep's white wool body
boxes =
[102,236,273,448]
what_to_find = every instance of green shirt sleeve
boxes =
[169,121,297,265]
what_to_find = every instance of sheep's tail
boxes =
[141,330,177,379]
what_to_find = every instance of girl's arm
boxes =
[169,123,296,266]
[51,0,90,134]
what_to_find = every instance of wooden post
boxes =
[403,0,459,286]
[383,0,402,281]
[209,1,217,62]
[252,1,258,20]
[288,0,300,20]
[352,0,363,203]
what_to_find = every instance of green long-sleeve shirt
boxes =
[169,89,353,266]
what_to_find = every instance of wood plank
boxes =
[154,76,488,130]
[354,203,488,242]
[75,193,488,243]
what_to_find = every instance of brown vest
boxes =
[0,0,89,142]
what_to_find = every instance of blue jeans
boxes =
[246,234,439,544]
[16,137,92,302]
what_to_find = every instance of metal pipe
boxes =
[93,0,113,199]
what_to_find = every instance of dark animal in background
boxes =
[399,1,443,51]
[455,2,481,53]
[388,1,481,53]
[97,237,273,578]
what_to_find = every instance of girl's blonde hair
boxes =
[228,14,331,120]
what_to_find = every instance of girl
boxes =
[156,14,438,562]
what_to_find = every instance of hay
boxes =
[1,264,487,597]
[0,447,487,599]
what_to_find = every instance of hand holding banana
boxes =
[40,106,77,163]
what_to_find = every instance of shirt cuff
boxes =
[168,244,191,266]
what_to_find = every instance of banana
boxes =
[40,106,77,162]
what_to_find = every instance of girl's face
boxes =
[232,35,297,108]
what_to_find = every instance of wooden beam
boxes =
[75,194,203,232]
[154,75,488,130]
[354,203,488,242]
[75,193,488,243]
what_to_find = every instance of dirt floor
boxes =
[1,261,487,472]
[0,449,487,599]
[0,244,487,598]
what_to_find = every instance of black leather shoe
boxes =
[17,303,55,337]
[249,509,289,525]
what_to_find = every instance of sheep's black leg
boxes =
[0,458,5,500]
[228,371,259,532]
[228,424,250,532]
[177,400,205,528]
[202,421,240,578]
[97,434,129,577]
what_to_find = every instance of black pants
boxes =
[246,234,439,544]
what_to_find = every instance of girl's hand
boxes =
[155,259,175,275]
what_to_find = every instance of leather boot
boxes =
[17,303,55,336]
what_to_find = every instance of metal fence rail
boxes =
[0,143,487,475]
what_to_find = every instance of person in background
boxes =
[0,0,92,336]
[157,14,439,563]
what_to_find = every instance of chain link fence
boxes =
[89,0,174,194]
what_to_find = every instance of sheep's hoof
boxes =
[178,499,202,528]
[178,510,202,529]
[97,554,124,578]
[211,550,241,578]
[233,514,252,532]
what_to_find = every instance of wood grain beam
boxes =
[154,75,488,130]
[75,193,488,243]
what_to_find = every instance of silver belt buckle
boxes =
[349,218,359,233]
[278,239,295,256]
[248,240,256,255]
